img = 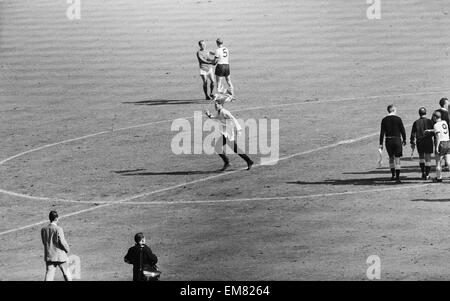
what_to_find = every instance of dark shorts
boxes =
[215,64,230,77]
[438,141,450,156]
[385,137,402,157]
[416,138,434,154]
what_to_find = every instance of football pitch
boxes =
[1,0,450,280]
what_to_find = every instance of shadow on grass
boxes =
[410,198,450,203]
[122,99,206,106]
[287,177,410,186]
[343,167,425,175]
[113,169,221,176]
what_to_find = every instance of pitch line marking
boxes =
[1,89,449,167]
[0,130,380,204]
[0,125,427,236]
[0,182,437,236]
[1,88,449,202]
[120,183,434,205]
[0,89,449,236]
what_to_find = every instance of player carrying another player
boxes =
[410,107,434,180]
[197,40,216,100]
[205,100,253,171]
[426,111,450,182]
[214,38,234,96]
[379,104,406,184]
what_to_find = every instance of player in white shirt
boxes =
[426,111,450,182]
[214,38,234,96]
[205,101,253,171]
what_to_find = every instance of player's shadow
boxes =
[410,198,450,203]
[122,99,206,106]
[113,169,220,176]
[400,157,421,162]
[343,167,424,175]
[287,177,408,186]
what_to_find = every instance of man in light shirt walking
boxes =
[41,210,72,281]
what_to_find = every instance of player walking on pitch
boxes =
[214,38,234,96]
[379,105,406,184]
[436,97,450,171]
[426,111,450,182]
[205,101,253,171]
[196,40,216,100]
[410,107,434,180]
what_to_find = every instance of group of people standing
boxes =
[196,38,234,100]
[379,97,450,183]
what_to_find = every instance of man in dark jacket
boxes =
[410,107,434,180]
[379,104,406,183]
[124,233,158,281]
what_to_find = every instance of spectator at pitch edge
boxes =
[124,232,159,281]
[41,210,72,281]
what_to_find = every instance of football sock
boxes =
[419,162,425,174]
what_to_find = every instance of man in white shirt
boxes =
[436,97,450,171]
[214,38,234,96]
[205,101,253,171]
[426,111,450,182]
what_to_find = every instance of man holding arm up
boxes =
[205,101,253,171]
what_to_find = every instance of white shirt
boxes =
[211,108,241,141]
[434,120,450,142]
[215,47,229,65]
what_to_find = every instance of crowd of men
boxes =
[380,97,450,183]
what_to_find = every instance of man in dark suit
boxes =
[124,232,158,281]
[410,107,434,180]
[41,211,72,281]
